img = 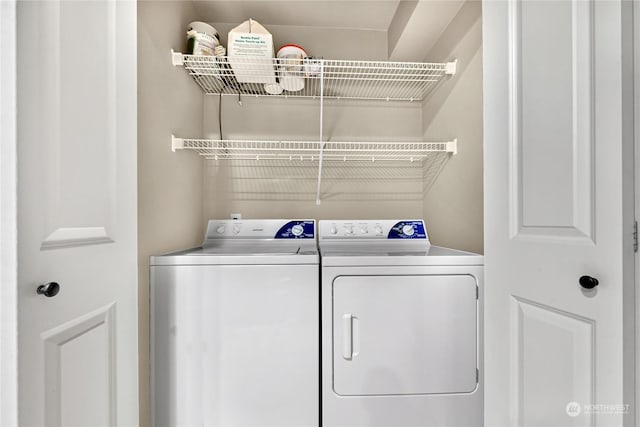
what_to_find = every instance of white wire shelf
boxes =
[172,135,456,204]
[171,50,456,101]
[171,136,457,162]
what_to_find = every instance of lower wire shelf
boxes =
[171,135,457,162]
[171,135,457,204]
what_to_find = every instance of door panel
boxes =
[43,304,116,427]
[513,0,594,240]
[332,275,477,396]
[40,0,117,249]
[17,1,138,426]
[511,298,594,426]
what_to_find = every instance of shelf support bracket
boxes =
[171,134,184,152]
[171,49,184,67]
[445,59,457,76]
[446,139,458,155]
[315,59,325,205]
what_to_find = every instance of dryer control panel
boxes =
[319,220,428,241]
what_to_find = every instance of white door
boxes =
[483,0,635,426]
[17,1,138,426]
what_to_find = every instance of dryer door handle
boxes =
[342,313,353,360]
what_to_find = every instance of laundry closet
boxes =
[138,1,483,425]
[8,0,637,425]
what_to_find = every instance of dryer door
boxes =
[333,274,478,396]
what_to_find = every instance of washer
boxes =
[151,219,319,427]
[319,220,483,427]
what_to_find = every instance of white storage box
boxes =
[227,18,276,84]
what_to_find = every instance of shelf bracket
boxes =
[315,59,325,206]
[446,139,458,155]
[171,49,184,67]
[445,59,457,76]
[171,134,184,152]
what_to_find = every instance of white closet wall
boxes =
[137,2,205,426]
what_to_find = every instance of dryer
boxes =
[151,219,319,427]
[319,219,483,427]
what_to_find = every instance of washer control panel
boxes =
[205,219,315,240]
[319,220,428,240]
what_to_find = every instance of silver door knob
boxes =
[37,282,60,297]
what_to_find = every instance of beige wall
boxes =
[422,2,483,253]
[138,2,205,426]
[212,23,388,61]
[202,96,426,220]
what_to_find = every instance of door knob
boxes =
[37,282,60,297]
[579,276,599,290]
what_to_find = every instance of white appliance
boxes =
[319,220,483,427]
[151,219,319,427]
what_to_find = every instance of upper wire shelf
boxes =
[171,50,456,102]
[171,135,457,162]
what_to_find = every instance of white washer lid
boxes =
[150,240,318,266]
